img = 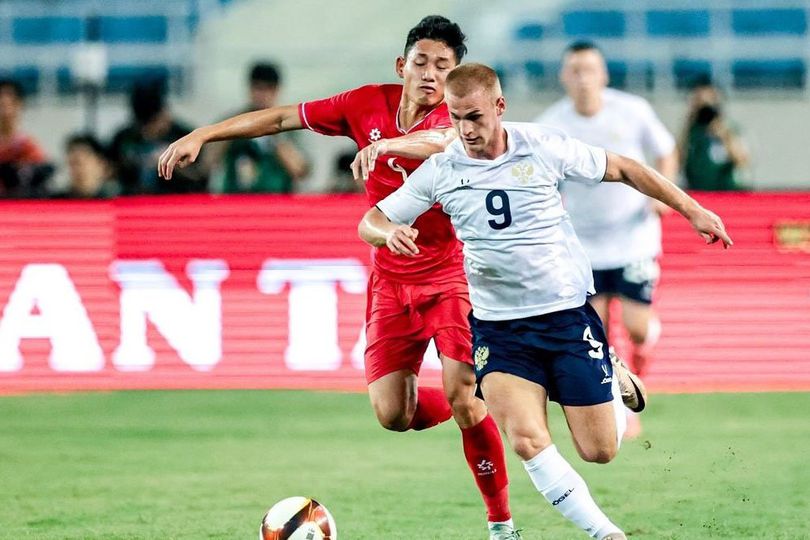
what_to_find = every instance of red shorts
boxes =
[364,271,473,383]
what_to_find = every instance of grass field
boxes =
[1,390,808,539]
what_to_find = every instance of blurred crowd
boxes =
[0,61,749,199]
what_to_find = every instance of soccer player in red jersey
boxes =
[158,16,518,539]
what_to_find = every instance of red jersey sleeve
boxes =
[298,89,358,137]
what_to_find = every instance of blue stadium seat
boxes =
[57,66,74,95]
[606,61,655,90]
[732,9,807,36]
[106,65,171,93]
[562,10,625,38]
[646,10,710,37]
[515,22,544,41]
[524,61,545,89]
[732,59,806,89]
[13,17,83,44]
[99,16,168,43]
[673,59,712,88]
[0,67,40,95]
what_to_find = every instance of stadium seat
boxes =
[98,16,168,43]
[13,16,83,44]
[562,10,625,38]
[673,59,712,88]
[0,66,39,95]
[732,9,807,36]
[524,60,545,89]
[646,9,710,37]
[732,59,806,89]
[514,22,544,41]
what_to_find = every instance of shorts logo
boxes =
[474,345,490,371]
[600,363,612,385]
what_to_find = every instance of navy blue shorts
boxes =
[592,258,660,304]
[470,303,614,406]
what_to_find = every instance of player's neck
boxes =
[573,93,603,117]
[397,99,437,132]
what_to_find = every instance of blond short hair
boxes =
[446,63,502,98]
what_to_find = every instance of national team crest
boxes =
[369,128,381,142]
[511,161,534,185]
[474,345,490,371]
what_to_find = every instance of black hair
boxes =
[249,62,281,87]
[564,40,602,55]
[130,80,165,125]
[404,15,467,62]
[0,78,25,101]
[66,133,107,159]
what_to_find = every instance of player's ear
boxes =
[395,56,406,79]
[495,96,506,117]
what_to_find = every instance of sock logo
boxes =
[476,458,496,476]
[552,487,575,506]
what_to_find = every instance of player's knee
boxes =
[370,398,415,432]
[373,408,411,432]
[509,432,552,461]
[576,441,617,464]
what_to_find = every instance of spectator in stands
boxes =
[328,150,364,193]
[680,75,749,191]
[109,81,206,195]
[52,134,119,199]
[0,79,53,198]
[217,62,309,193]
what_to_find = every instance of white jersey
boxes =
[536,88,675,269]
[377,122,606,321]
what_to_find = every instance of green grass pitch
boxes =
[1,390,808,539]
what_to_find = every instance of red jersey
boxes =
[299,84,464,284]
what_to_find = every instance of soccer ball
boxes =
[259,496,337,540]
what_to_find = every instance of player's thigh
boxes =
[619,297,654,343]
[420,278,474,368]
[367,369,419,428]
[480,372,551,460]
[562,401,618,463]
[588,294,612,325]
[364,276,430,383]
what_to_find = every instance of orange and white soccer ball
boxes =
[259,496,337,540]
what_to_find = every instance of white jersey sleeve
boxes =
[538,129,607,185]
[638,100,676,159]
[375,159,437,225]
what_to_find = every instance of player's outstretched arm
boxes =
[351,128,457,182]
[158,104,303,180]
[358,207,420,256]
[603,152,733,248]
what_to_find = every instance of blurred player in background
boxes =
[536,41,679,438]
[360,63,731,539]
[158,15,518,539]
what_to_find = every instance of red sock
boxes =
[461,414,511,523]
[406,387,452,431]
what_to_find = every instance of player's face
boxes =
[560,50,608,101]
[397,39,458,107]
[447,89,506,158]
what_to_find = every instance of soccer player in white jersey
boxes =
[536,41,679,437]
[359,63,731,539]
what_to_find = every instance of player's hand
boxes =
[689,207,733,248]
[385,225,419,256]
[158,131,205,180]
[351,139,389,183]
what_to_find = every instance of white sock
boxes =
[523,445,622,538]
[488,518,514,530]
[611,375,627,446]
